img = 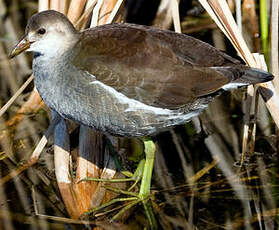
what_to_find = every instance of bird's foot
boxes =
[82,185,157,229]
[79,158,145,191]
[81,139,158,229]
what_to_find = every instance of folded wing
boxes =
[72,24,244,109]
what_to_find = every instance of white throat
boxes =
[29,37,73,59]
[27,34,75,59]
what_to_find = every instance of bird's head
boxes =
[9,10,79,59]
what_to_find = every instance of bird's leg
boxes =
[109,139,157,229]
[79,159,145,193]
[127,158,145,191]
[139,139,155,199]
[136,139,158,229]
[82,138,158,229]
[104,136,145,188]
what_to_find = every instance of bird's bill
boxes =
[9,35,30,59]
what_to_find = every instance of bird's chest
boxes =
[32,56,71,110]
[32,56,99,123]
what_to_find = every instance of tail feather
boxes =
[237,67,274,84]
[213,66,274,91]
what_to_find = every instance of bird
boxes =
[9,10,274,226]
[9,10,273,137]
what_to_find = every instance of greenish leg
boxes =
[103,185,138,197]
[139,139,158,230]
[83,197,138,216]
[82,138,158,229]
[139,140,156,198]
[128,159,145,191]
[111,139,157,229]
[80,138,145,184]
[111,199,141,221]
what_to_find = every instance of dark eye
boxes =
[37,28,46,35]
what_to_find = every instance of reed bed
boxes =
[0,0,278,229]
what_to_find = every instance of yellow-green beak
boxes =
[9,35,30,59]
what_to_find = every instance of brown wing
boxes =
[72,23,234,109]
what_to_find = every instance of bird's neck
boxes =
[33,50,70,80]
[32,47,77,109]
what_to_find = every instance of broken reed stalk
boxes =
[50,0,60,10]
[50,0,69,14]
[38,0,49,12]
[0,75,33,118]
[260,0,269,62]
[107,0,125,24]
[74,1,97,29]
[85,0,97,11]
[171,0,181,33]
[67,0,87,24]
[91,0,103,26]
[98,0,120,25]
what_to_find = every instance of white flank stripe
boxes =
[222,82,248,91]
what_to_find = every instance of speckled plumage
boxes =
[11,10,274,136]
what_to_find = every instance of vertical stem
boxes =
[171,0,181,33]
[38,0,49,12]
[235,0,242,33]
[260,0,269,61]
[50,0,60,10]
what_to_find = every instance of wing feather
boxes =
[72,23,233,109]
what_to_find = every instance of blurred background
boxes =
[0,0,278,229]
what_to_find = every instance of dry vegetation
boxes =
[0,0,278,229]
